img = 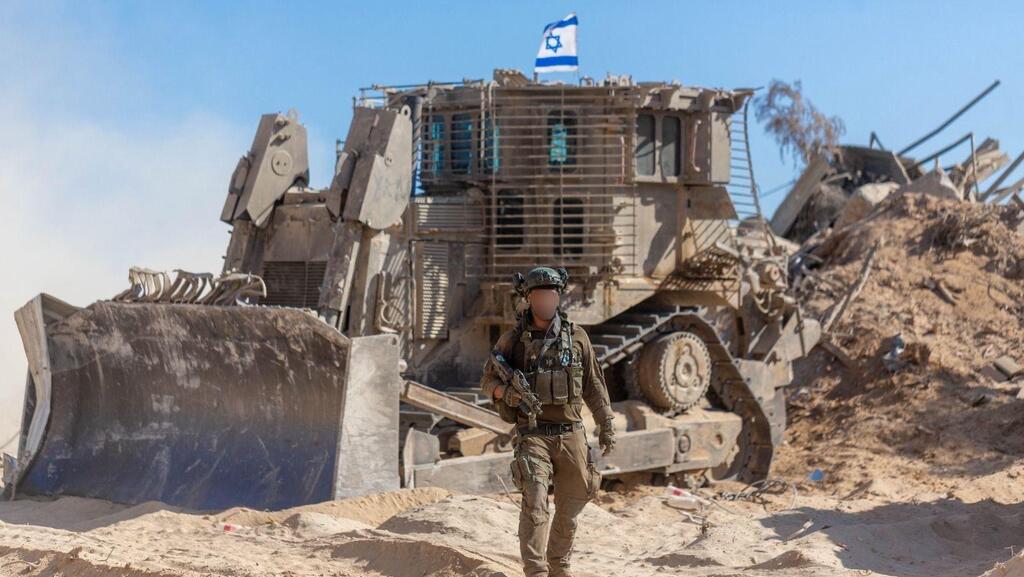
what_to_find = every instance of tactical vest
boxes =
[514,311,584,407]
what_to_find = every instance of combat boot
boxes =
[548,560,573,577]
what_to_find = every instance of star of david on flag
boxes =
[535,13,578,73]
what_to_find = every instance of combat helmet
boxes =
[513,266,569,295]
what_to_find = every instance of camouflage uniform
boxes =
[481,303,615,577]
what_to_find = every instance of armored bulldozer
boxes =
[7,70,819,510]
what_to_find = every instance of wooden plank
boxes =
[402,380,515,436]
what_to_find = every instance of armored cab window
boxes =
[635,114,656,176]
[660,116,681,177]
[451,113,474,175]
[483,118,500,174]
[428,115,446,174]
[496,190,524,247]
[548,110,577,166]
[636,113,683,179]
[553,197,584,256]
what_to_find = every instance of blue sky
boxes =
[1,0,1023,449]
[7,1,1024,193]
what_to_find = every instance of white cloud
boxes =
[0,5,337,457]
[0,95,244,454]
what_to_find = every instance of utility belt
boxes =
[517,420,584,436]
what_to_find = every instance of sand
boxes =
[0,482,1020,577]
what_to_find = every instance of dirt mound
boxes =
[0,546,178,577]
[0,496,130,531]
[290,487,453,526]
[281,511,371,537]
[328,536,515,577]
[778,191,1024,498]
[379,494,519,540]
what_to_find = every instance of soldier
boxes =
[480,266,617,577]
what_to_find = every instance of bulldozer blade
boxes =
[12,297,401,510]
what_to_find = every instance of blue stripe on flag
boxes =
[544,15,578,32]
[535,55,579,67]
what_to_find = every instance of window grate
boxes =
[260,261,327,309]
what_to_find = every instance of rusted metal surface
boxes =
[15,303,357,509]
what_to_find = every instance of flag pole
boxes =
[574,15,580,85]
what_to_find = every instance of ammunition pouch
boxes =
[527,368,570,405]
[571,360,583,400]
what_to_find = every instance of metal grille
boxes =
[419,84,639,281]
[414,242,450,339]
[413,196,485,233]
[260,261,327,308]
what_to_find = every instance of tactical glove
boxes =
[501,385,523,408]
[598,418,616,456]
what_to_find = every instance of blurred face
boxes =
[527,287,560,321]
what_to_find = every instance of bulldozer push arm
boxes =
[218,105,413,336]
[316,107,412,334]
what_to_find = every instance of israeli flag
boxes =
[535,13,579,73]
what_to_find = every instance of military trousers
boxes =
[509,425,601,577]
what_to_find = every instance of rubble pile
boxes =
[772,188,1024,498]
[771,140,1021,246]
[770,80,1022,246]
[762,81,1024,499]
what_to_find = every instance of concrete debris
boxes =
[899,169,963,201]
[832,182,899,230]
[950,137,1009,196]
[980,364,1010,384]
[774,81,1023,245]
[995,355,1023,380]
